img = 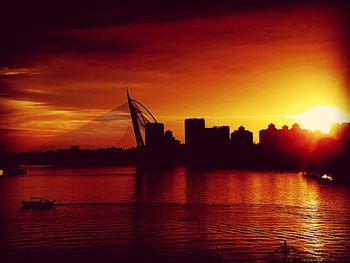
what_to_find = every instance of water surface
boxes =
[1,166,350,262]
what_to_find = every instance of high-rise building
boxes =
[231,126,253,147]
[205,126,230,147]
[145,123,164,147]
[259,123,278,149]
[185,118,205,146]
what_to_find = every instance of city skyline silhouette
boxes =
[1,92,349,182]
[1,90,348,152]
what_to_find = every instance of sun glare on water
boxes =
[289,105,350,134]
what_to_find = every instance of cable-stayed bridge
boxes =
[39,91,158,151]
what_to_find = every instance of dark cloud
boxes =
[0,1,301,30]
[1,0,348,68]
[0,80,52,103]
[1,0,343,30]
[0,128,28,134]
[0,30,133,67]
[4,31,132,54]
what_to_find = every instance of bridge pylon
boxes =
[127,90,158,148]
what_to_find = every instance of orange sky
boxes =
[0,2,349,151]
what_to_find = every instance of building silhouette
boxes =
[185,118,205,147]
[185,118,229,148]
[231,126,253,148]
[331,122,350,145]
[204,126,230,147]
[259,123,279,149]
[70,145,79,152]
[145,123,165,147]
[163,130,181,147]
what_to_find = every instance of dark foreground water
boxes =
[0,166,350,263]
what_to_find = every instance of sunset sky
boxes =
[1,1,350,151]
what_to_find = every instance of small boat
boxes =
[269,240,301,262]
[0,167,27,177]
[302,172,333,183]
[20,197,56,209]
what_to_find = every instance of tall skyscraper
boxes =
[184,118,205,146]
[145,123,164,147]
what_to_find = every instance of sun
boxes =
[289,105,350,134]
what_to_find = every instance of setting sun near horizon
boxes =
[289,105,350,134]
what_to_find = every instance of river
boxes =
[0,166,349,262]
